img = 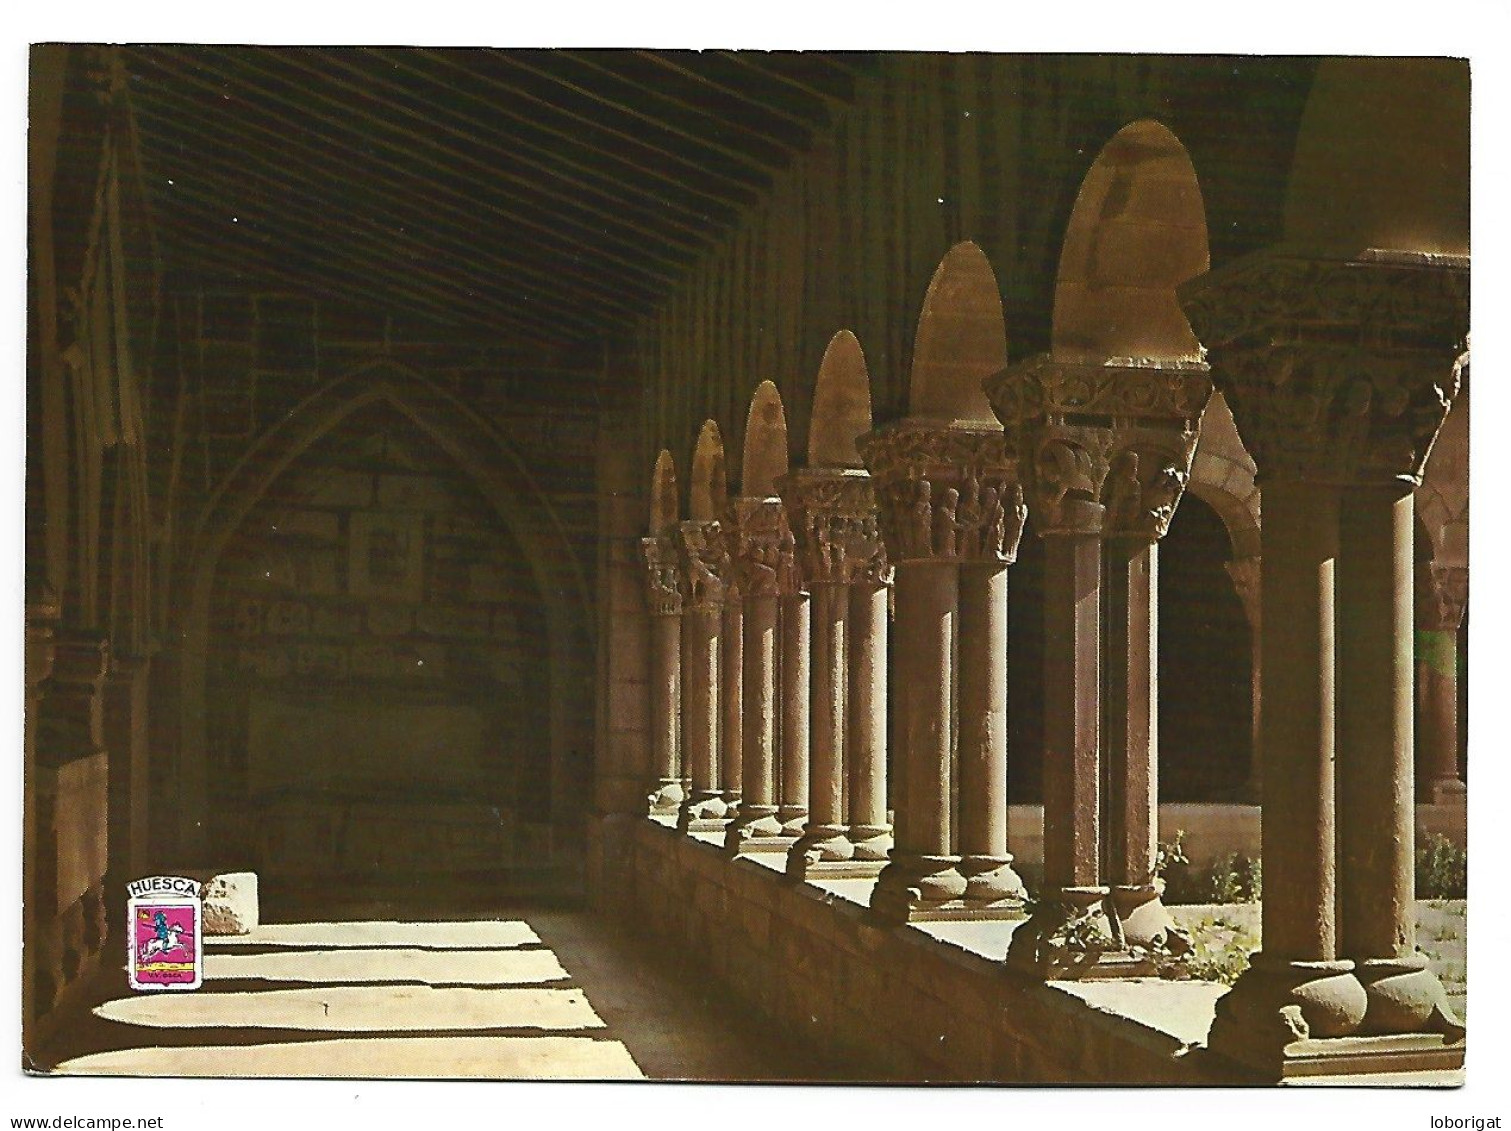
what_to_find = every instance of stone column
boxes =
[860,422,1023,922]
[103,654,151,914]
[1416,563,1467,804]
[676,519,729,831]
[955,477,1028,906]
[1183,248,1466,1076]
[989,357,1209,973]
[777,548,811,836]
[779,467,887,877]
[641,534,684,817]
[724,497,791,848]
[720,590,744,815]
[1225,555,1264,802]
[847,577,892,860]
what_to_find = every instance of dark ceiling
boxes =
[118,47,877,349]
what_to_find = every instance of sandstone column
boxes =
[676,518,729,831]
[720,590,744,815]
[989,357,1210,971]
[640,449,684,818]
[847,575,892,860]
[955,480,1028,907]
[641,534,684,818]
[723,497,789,848]
[776,546,811,837]
[1415,563,1467,804]
[860,422,1023,922]
[1224,555,1264,802]
[1183,245,1467,1075]
[779,467,887,876]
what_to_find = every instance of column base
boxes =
[723,806,787,853]
[1005,886,1158,980]
[676,791,731,833]
[647,779,686,818]
[848,824,894,862]
[1206,953,1464,1080]
[959,854,1029,909]
[1354,955,1465,1038]
[867,854,968,924]
[1108,883,1192,957]
[784,825,855,880]
[778,806,809,837]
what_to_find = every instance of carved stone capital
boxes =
[987,355,1211,540]
[1179,251,1468,488]
[1225,555,1262,631]
[640,535,683,617]
[37,632,110,766]
[857,421,1026,565]
[674,519,728,609]
[722,496,799,599]
[1417,562,1467,633]
[776,468,891,588]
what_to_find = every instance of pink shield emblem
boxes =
[127,879,203,991]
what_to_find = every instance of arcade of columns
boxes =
[629,62,1467,1078]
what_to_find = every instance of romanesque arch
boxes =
[174,358,592,863]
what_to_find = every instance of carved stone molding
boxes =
[639,535,683,617]
[1180,251,1468,488]
[675,519,728,609]
[1416,562,1468,633]
[776,468,891,587]
[722,496,799,599]
[857,421,1025,565]
[987,356,1211,541]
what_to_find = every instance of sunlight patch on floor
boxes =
[205,946,568,986]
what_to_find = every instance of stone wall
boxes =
[204,403,559,886]
[589,815,1247,1085]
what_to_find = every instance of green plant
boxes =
[1416,834,1467,899]
[1159,838,1262,906]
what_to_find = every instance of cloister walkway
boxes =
[43,907,876,1082]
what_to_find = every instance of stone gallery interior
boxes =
[24,47,1469,1086]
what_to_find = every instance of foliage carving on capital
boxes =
[675,520,727,609]
[1024,427,1115,536]
[1179,252,1468,487]
[640,535,683,617]
[778,470,891,587]
[858,423,1025,565]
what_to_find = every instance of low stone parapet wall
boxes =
[587,814,1250,1084]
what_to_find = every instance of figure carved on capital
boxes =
[640,536,683,617]
[1416,562,1468,633]
[676,520,728,608]
[1025,428,1114,534]
[1101,430,1200,542]
[723,498,796,600]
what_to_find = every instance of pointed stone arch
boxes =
[740,380,790,497]
[173,358,592,860]
[689,420,728,522]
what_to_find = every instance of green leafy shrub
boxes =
[1158,830,1262,905]
[1416,834,1467,900]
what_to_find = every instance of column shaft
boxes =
[956,563,1011,859]
[1103,540,1157,886]
[777,591,811,833]
[807,584,846,831]
[895,561,955,858]
[1417,633,1462,799]
[847,582,891,857]
[720,599,744,810]
[726,593,782,843]
[648,612,683,814]
[1337,487,1415,959]
[677,604,721,826]
[1259,480,1338,962]
[1042,533,1102,890]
